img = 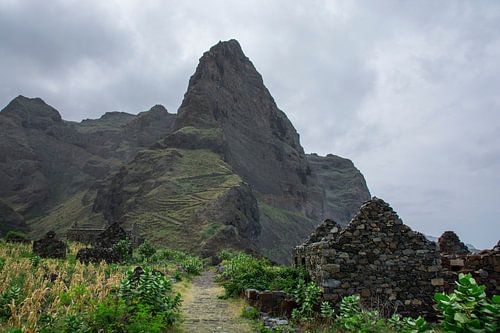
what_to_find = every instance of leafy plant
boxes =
[242,305,260,319]
[29,255,41,268]
[434,273,499,332]
[320,301,335,319]
[181,255,204,275]
[137,240,156,261]
[217,252,275,297]
[3,231,28,242]
[112,239,133,262]
[119,267,181,323]
[291,279,321,322]
[0,285,21,319]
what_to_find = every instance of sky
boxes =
[0,0,499,248]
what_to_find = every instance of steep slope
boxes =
[172,40,310,211]
[0,96,176,233]
[306,153,371,223]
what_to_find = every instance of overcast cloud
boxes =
[1,0,499,248]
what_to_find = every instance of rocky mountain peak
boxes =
[173,39,307,199]
[1,95,62,129]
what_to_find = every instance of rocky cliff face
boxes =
[173,40,310,210]
[0,40,370,263]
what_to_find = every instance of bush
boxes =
[137,240,156,261]
[119,267,181,324]
[0,285,21,320]
[181,255,204,275]
[435,273,499,332]
[113,239,133,262]
[3,231,28,243]
[291,279,321,322]
[241,305,260,319]
[217,252,275,297]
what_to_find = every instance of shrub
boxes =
[119,267,181,324]
[181,255,204,275]
[434,273,499,332]
[241,305,260,319]
[3,231,28,243]
[137,240,156,261]
[0,285,21,320]
[218,249,240,261]
[112,239,133,262]
[217,252,275,297]
[291,279,321,322]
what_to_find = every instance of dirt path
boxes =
[180,270,254,333]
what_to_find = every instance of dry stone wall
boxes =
[294,197,444,318]
[438,231,470,255]
[439,232,499,297]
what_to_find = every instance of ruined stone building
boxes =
[66,222,142,248]
[439,231,499,297]
[294,197,444,317]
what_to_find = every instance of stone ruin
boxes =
[33,231,67,259]
[438,231,470,255]
[76,223,130,264]
[294,197,444,318]
[439,231,499,297]
[67,221,142,248]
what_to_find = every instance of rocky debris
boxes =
[76,248,121,264]
[261,314,290,331]
[294,197,443,318]
[32,231,67,259]
[438,231,470,255]
[244,289,297,317]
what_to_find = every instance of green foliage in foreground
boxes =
[434,273,499,332]
[220,251,499,333]
[216,251,307,297]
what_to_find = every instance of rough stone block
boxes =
[431,278,444,286]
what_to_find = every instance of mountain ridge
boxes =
[0,40,370,263]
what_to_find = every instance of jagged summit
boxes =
[1,95,62,129]
[174,39,307,199]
